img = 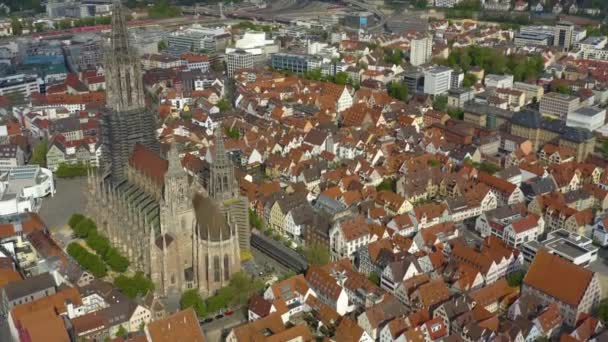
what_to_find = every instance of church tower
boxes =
[101,0,158,182]
[208,128,250,250]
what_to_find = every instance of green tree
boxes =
[249,209,264,230]
[114,272,154,298]
[67,243,107,278]
[225,127,240,139]
[376,178,396,192]
[597,299,608,324]
[387,81,408,101]
[413,0,427,9]
[506,270,526,287]
[305,243,330,266]
[115,325,127,338]
[34,22,45,33]
[462,73,477,87]
[10,17,23,35]
[68,213,85,228]
[104,248,130,273]
[217,98,231,112]
[433,95,448,111]
[73,218,97,238]
[551,83,572,95]
[368,272,380,286]
[30,138,48,167]
[86,231,111,257]
[334,72,349,85]
[147,0,181,19]
[157,40,168,51]
[478,161,501,175]
[180,289,207,317]
[383,48,404,65]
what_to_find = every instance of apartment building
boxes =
[410,35,432,67]
[539,92,580,119]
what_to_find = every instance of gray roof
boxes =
[520,177,556,198]
[3,272,55,301]
[510,110,594,143]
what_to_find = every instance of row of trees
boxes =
[439,46,545,82]
[180,272,264,317]
[67,243,107,277]
[114,272,155,299]
[147,0,181,19]
[69,214,130,273]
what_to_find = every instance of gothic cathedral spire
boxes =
[105,0,146,113]
[209,127,236,200]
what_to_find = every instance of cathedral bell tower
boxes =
[209,128,237,201]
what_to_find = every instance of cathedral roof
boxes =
[129,144,168,186]
[193,193,233,242]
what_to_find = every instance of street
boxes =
[201,309,247,342]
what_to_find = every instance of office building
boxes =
[410,35,432,67]
[167,26,231,53]
[566,106,606,131]
[485,74,514,89]
[403,70,425,94]
[451,70,464,89]
[63,35,104,72]
[554,22,574,50]
[513,81,544,103]
[227,49,254,77]
[271,53,310,74]
[0,74,40,98]
[344,12,375,30]
[447,88,474,108]
[522,229,598,267]
[539,92,580,119]
[423,66,452,96]
[514,32,552,46]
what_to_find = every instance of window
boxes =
[224,255,230,280]
[213,256,220,282]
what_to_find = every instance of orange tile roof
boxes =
[147,308,205,342]
[524,250,594,307]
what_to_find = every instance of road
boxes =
[201,309,247,342]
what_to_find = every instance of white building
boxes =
[227,31,278,63]
[424,66,452,96]
[0,165,55,216]
[522,229,598,267]
[566,106,606,131]
[484,74,514,89]
[410,36,432,67]
[0,74,40,98]
[226,49,254,77]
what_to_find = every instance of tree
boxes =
[68,213,85,228]
[180,289,206,317]
[217,98,231,112]
[462,73,478,87]
[478,161,501,175]
[115,325,127,338]
[86,231,111,257]
[413,0,427,9]
[67,243,107,278]
[30,138,48,167]
[147,0,180,19]
[73,218,97,238]
[225,127,239,139]
[376,178,396,192]
[598,299,608,324]
[249,209,264,230]
[368,272,380,286]
[114,272,154,298]
[157,40,168,51]
[506,270,526,287]
[10,17,23,35]
[305,243,330,266]
[551,83,572,95]
[34,22,45,33]
[433,95,448,111]
[104,248,130,273]
[334,72,349,85]
[387,82,408,101]
[383,48,403,65]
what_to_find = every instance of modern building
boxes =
[227,49,254,77]
[410,35,432,67]
[522,250,601,326]
[513,81,544,103]
[423,66,452,96]
[554,21,574,50]
[0,74,40,98]
[403,70,425,94]
[227,31,278,63]
[0,165,55,215]
[514,31,552,46]
[167,26,231,53]
[521,229,598,267]
[344,12,375,30]
[447,88,474,108]
[271,53,310,74]
[539,92,580,119]
[566,106,606,131]
[484,74,514,89]
[63,35,104,72]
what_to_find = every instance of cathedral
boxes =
[87,0,241,297]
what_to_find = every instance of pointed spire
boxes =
[110,0,130,56]
[213,127,229,167]
[166,143,183,178]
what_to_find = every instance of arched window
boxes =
[223,254,230,280]
[213,256,220,282]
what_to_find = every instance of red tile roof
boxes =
[128,144,168,186]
